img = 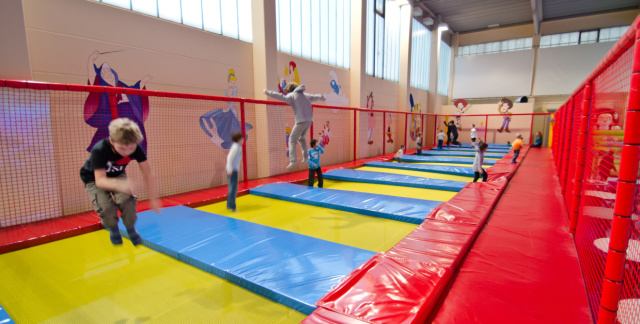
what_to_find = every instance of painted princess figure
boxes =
[200,69,253,149]
[83,50,152,152]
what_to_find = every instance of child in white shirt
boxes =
[470,124,478,148]
[395,145,405,163]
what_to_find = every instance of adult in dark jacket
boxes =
[444,120,460,146]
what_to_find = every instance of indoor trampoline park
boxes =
[1,0,640,323]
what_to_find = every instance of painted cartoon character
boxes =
[278,61,300,94]
[319,120,331,148]
[285,123,291,157]
[367,92,375,145]
[199,69,253,149]
[409,94,421,140]
[593,108,623,181]
[84,50,152,153]
[324,70,349,109]
[453,99,471,131]
[386,113,394,143]
[498,98,513,133]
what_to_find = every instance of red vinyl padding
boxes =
[429,148,593,324]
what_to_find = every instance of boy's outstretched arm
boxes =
[95,169,133,195]
[304,93,325,102]
[264,89,294,104]
[139,161,161,213]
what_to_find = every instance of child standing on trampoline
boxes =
[226,132,244,212]
[265,83,325,169]
[511,133,524,163]
[473,141,489,182]
[80,118,160,246]
[395,145,404,163]
[307,139,325,188]
[437,130,445,149]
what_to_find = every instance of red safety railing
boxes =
[0,79,546,227]
[553,17,640,324]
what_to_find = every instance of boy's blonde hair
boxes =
[516,133,523,139]
[109,118,143,144]
[284,82,299,94]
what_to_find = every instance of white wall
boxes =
[533,42,615,96]
[22,0,254,97]
[0,0,32,80]
[453,50,534,99]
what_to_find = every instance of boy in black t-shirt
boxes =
[80,118,160,246]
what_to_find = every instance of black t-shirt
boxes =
[80,138,147,183]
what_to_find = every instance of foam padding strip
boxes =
[119,206,376,315]
[249,183,440,224]
[452,142,511,148]
[0,305,15,324]
[418,151,505,158]
[323,169,467,192]
[301,307,371,324]
[365,161,475,177]
[358,166,473,182]
[316,253,452,324]
[400,155,497,165]
[431,147,510,153]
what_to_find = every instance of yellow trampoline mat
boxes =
[0,231,306,324]
[197,195,417,252]
[321,179,457,201]
[359,166,473,182]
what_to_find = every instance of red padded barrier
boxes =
[429,148,592,324]
[301,307,370,324]
[316,253,452,324]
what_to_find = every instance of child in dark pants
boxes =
[226,132,244,212]
[395,145,405,163]
[473,142,489,182]
[308,139,324,187]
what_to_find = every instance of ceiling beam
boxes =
[530,0,543,35]
[414,0,436,18]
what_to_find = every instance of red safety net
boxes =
[553,22,640,324]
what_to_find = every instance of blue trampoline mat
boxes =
[365,161,476,177]
[118,205,376,315]
[0,305,15,324]
[323,169,466,192]
[418,151,504,159]
[400,155,497,165]
[430,148,510,153]
[249,183,440,224]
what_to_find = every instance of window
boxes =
[366,0,402,81]
[276,0,350,69]
[599,26,630,42]
[438,41,451,96]
[93,0,253,43]
[410,19,431,90]
[458,37,532,56]
[580,30,598,44]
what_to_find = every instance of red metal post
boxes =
[353,109,357,160]
[383,112,386,154]
[484,115,488,142]
[528,114,534,145]
[433,115,438,147]
[560,98,575,195]
[109,93,118,119]
[597,29,640,324]
[240,101,248,182]
[404,113,408,149]
[310,107,314,141]
[569,83,593,234]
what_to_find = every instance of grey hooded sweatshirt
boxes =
[266,85,325,123]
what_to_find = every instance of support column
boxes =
[398,3,413,147]
[350,0,367,160]
[0,0,32,80]
[427,20,441,114]
[597,28,640,324]
[251,0,278,177]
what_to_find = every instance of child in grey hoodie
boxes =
[265,82,325,168]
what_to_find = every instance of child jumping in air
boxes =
[307,139,325,187]
[511,133,524,163]
[264,82,325,169]
[470,124,478,148]
[437,130,445,149]
[226,132,244,212]
[473,141,489,182]
[395,145,404,163]
[80,118,160,246]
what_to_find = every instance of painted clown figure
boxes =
[84,50,152,153]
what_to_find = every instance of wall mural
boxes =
[453,98,472,131]
[199,68,253,149]
[318,120,332,148]
[497,98,513,133]
[409,94,422,141]
[366,92,375,145]
[84,50,152,152]
[324,70,349,110]
[277,61,300,94]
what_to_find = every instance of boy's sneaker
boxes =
[109,227,123,245]
[127,228,143,246]
[287,162,296,169]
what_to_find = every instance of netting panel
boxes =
[574,43,633,323]
[565,91,584,212]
